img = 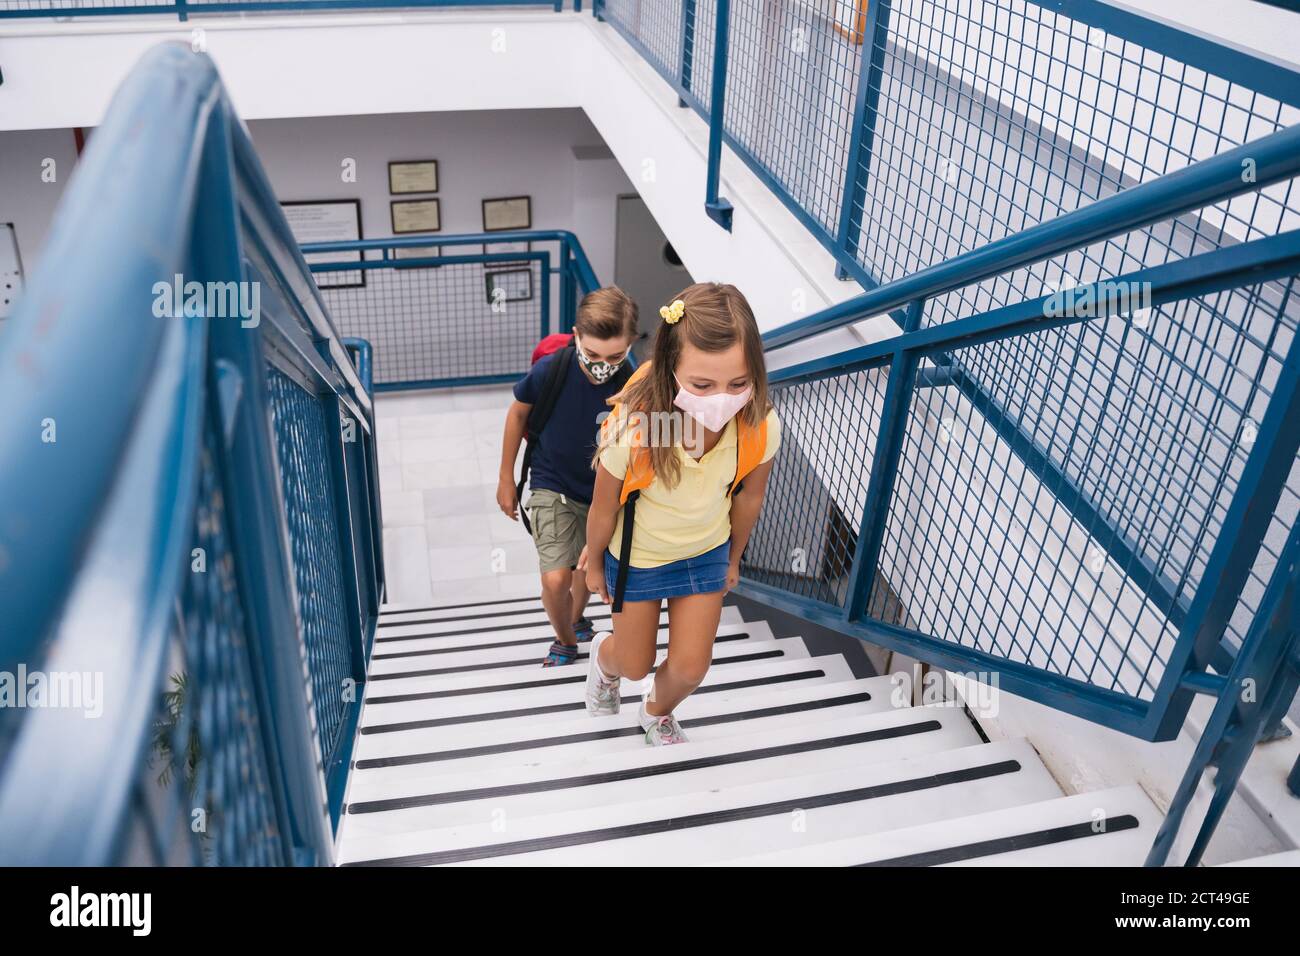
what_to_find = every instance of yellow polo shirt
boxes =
[599,408,781,568]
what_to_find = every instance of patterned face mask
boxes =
[575,336,626,384]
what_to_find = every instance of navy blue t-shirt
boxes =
[514,350,622,504]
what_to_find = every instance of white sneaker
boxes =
[585,631,621,716]
[638,697,688,745]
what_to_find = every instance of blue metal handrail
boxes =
[761,125,1300,353]
[0,43,383,865]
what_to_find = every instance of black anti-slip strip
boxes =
[359,668,829,734]
[856,814,1143,866]
[349,721,943,813]
[379,599,603,629]
[381,594,551,616]
[368,631,751,674]
[342,759,1024,866]
[374,613,622,644]
[364,650,786,704]
[354,690,875,767]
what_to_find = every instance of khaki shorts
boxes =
[527,488,590,573]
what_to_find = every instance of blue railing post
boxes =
[560,245,575,333]
[679,0,697,108]
[703,0,734,230]
[540,248,552,341]
[1146,523,1300,865]
[844,297,925,621]
[833,0,891,279]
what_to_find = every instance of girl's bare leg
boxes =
[596,598,660,681]
[646,592,724,717]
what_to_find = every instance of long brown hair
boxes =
[592,282,769,490]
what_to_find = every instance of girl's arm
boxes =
[580,463,624,604]
[725,458,775,591]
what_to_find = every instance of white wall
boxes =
[246,108,633,286]
[0,128,79,279]
[0,10,871,367]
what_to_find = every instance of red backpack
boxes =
[531,333,573,366]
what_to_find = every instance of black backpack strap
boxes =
[517,347,574,533]
[611,491,639,613]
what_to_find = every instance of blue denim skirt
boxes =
[604,540,731,603]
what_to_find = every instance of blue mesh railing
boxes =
[743,127,1300,865]
[597,0,1300,865]
[303,232,601,391]
[0,44,384,865]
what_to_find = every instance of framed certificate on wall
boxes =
[388,160,439,195]
[392,244,443,270]
[485,268,533,304]
[482,195,531,232]
[280,199,365,289]
[391,198,441,234]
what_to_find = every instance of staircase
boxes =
[335,591,1163,866]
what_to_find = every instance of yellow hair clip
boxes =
[660,299,685,324]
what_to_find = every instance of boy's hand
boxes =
[496,477,519,520]
[575,545,589,570]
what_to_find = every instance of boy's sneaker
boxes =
[585,631,621,715]
[541,640,578,667]
[638,697,688,746]
[572,615,596,642]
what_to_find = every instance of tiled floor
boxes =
[374,384,543,606]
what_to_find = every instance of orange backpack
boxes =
[600,361,767,610]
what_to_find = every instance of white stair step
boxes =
[367,618,776,678]
[355,653,859,736]
[380,592,564,619]
[341,703,983,836]
[336,738,1061,866]
[375,604,743,642]
[1218,848,1300,866]
[364,631,800,700]
[351,674,901,767]
[717,786,1164,866]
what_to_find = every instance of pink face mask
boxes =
[673,375,753,433]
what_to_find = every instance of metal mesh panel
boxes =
[850,0,1300,299]
[319,259,545,387]
[708,0,864,236]
[602,0,686,83]
[125,427,286,866]
[265,364,353,764]
[740,365,887,608]
[865,274,1300,700]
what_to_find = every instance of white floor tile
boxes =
[382,525,433,605]
[453,385,515,410]
[422,485,489,518]
[382,489,426,528]
[401,459,482,491]
[425,512,494,545]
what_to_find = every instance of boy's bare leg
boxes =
[540,568,577,645]
[569,571,591,630]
